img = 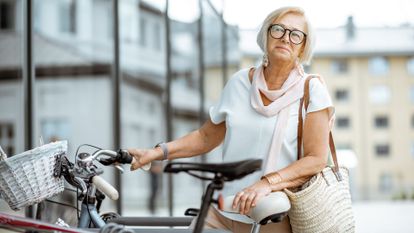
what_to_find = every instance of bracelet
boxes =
[261,172,283,186]
[154,142,169,160]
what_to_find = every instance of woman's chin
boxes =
[272,54,294,63]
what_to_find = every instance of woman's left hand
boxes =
[232,179,272,215]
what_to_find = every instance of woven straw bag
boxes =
[284,76,355,233]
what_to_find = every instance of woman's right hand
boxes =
[128,148,162,171]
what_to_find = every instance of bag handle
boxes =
[297,76,341,177]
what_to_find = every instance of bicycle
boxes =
[1,143,289,233]
[0,143,232,233]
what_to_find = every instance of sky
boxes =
[156,0,414,29]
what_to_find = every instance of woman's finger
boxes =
[238,192,249,214]
[130,159,142,171]
[243,192,257,214]
[251,192,264,208]
[232,191,244,209]
[129,150,144,171]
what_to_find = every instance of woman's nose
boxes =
[280,31,290,44]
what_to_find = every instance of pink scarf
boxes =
[250,65,305,173]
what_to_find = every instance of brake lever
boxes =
[97,157,125,173]
[114,165,124,173]
[73,177,87,199]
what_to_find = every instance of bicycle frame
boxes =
[0,212,91,233]
[78,198,106,228]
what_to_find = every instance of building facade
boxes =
[0,0,239,216]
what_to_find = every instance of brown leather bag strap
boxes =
[329,131,340,173]
[297,76,340,173]
[297,97,304,161]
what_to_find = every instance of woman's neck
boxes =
[264,61,296,90]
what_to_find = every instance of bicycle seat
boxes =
[219,192,290,225]
[164,159,262,181]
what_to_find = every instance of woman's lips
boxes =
[276,46,290,52]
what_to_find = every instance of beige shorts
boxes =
[190,206,292,233]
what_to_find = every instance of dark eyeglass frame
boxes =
[268,24,307,45]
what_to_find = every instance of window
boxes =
[410,86,414,103]
[379,173,393,193]
[411,115,414,128]
[303,64,311,73]
[41,119,70,143]
[375,144,390,157]
[139,18,147,47]
[153,22,162,51]
[59,0,76,34]
[369,57,389,76]
[331,59,348,74]
[370,85,391,104]
[0,122,14,156]
[336,117,350,129]
[374,116,389,128]
[148,99,156,114]
[411,143,414,158]
[335,89,349,102]
[407,57,414,75]
[0,1,14,30]
[148,128,156,147]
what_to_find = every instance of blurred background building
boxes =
[0,0,240,218]
[1,0,414,230]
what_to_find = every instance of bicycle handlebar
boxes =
[73,148,150,199]
[64,146,150,202]
[78,149,151,171]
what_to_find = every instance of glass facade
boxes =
[0,0,237,219]
[0,0,24,216]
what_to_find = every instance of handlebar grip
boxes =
[92,176,119,200]
[118,149,133,164]
[118,149,151,171]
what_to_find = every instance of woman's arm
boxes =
[167,119,226,159]
[233,108,330,214]
[130,119,226,170]
[265,107,330,190]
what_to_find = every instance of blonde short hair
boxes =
[256,7,315,65]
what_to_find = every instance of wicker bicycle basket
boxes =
[0,141,67,210]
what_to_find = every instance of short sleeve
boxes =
[306,78,335,119]
[209,73,236,124]
[209,97,227,124]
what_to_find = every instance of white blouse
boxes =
[209,68,334,223]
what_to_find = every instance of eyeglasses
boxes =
[268,24,307,45]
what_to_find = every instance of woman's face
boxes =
[266,13,307,64]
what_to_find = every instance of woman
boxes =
[129,6,334,233]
